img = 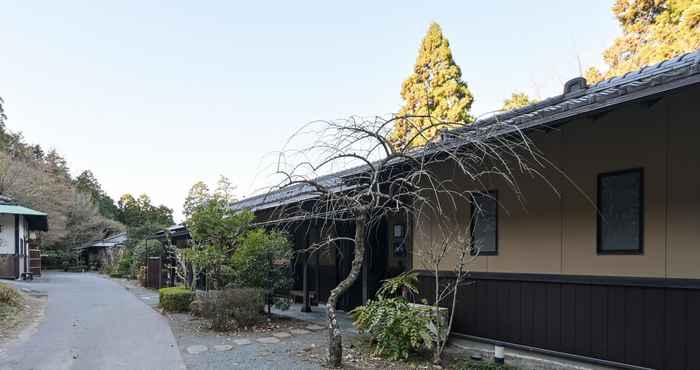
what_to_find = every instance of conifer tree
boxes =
[586,0,700,83]
[389,23,474,149]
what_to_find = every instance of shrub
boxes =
[116,250,133,277]
[136,266,147,286]
[109,272,123,278]
[159,287,195,312]
[351,297,435,360]
[230,229,293,312]
[0,283,22,307]
[131,240,163,273]
[200,288,264,331]
[350,272,436,361]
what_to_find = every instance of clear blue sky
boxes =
[0,1,618,221]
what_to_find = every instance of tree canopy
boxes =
[75,170,119,220]
[501,92,538,112]
[389,22,474,149]
[586,0,700,83]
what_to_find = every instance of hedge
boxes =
[159,287,194,312]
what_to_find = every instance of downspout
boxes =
[14,214,19,279]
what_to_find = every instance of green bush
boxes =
[109,272,123,278]
[200,288,264,331]
[131,240,163,274]
[159,287,194,312]
[350,272,435,361]
[117,250,133,277]
[230,229,293,311]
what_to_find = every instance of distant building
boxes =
[77,232,128,270]
[0,195,48,279]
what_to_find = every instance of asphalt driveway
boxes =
[0,272,185,370]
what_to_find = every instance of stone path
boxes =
[186,327,318,356]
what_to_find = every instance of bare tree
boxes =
[267,115,548,367]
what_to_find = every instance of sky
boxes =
[0,1,619,221]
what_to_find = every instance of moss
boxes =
[159,287,194,312]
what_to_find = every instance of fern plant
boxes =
[350,272,436,360]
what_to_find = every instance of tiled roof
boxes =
[90,232,128,248]
[231,49,700,213]
[448,49,700,139]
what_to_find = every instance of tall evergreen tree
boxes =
[389,22,474,149]
[586,0,700,83]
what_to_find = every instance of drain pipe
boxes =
[494,345,505,364]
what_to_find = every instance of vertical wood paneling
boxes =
[686,291,700,370]
[665,289,686,370]
[590,285,608,359]
[520,282,535,345]
[607,286,626,363]
[475,280,489,338]
[496,281,509,341]
[546,283,562,350]
[574,285,592,356]
[508,282,522,344]
[561,284,576,353]
[532,284,548,348]
[624,288,644,365]
[644,288,665,369]
[430,274,700,370]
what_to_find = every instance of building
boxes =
[0,195,48,279]
[231,49,700,369]
[77,232,128,270]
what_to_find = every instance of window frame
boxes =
[392,223,407,257]
[596,168,644,255]
[470,190,499,256]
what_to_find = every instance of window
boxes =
[471,192,498,255]
[597,168,643,254]
[393,224,407,257]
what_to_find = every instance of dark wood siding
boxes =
[417,271,700,370]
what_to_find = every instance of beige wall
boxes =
[412,84,700,279]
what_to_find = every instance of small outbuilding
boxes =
[0,195,48,279]
[77,232,128,270]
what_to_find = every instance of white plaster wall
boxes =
[0,213,15,254]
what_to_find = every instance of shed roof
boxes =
[0,204,49,231]
[88,232,128,248]
[231,48,700,213]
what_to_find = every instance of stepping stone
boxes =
[213,344,233,352]
[272,332,292,338]
[186,345,208,354]
[256,337,281,344]
[305,324,324,331]
[290,329,311,335]
[233,339,252,346]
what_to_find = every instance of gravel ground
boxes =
[168,312,330,370]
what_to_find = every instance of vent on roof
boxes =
[563,77,588,95]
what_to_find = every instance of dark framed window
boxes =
[393,224,407,257]
[597,168,644,254]
[471,191,498,256]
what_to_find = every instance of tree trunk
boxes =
[326,209,367,368]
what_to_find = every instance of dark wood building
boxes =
[232,49,700,369]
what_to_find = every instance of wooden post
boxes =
[361,256,368,305]
[302,252,311,312]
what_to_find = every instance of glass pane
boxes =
[599,170,642,252]
[472,193,497,254]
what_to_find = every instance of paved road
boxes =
[0,272,185,370]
